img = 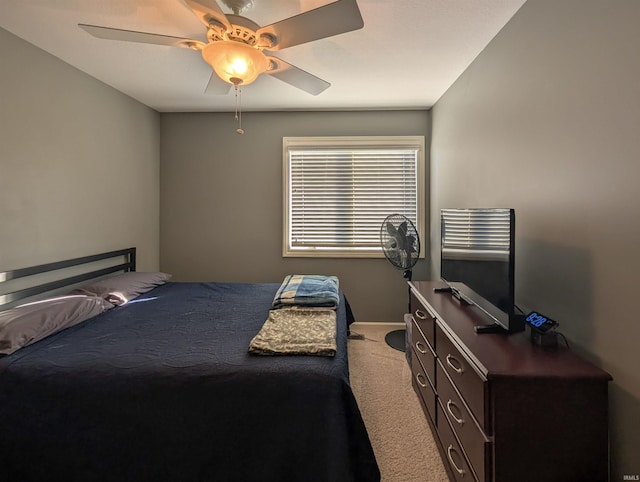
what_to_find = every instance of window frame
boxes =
[282,135,426,258]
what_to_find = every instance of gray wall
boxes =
[160,110,430,321]
[0,27,161,271]
[430,0,640,477]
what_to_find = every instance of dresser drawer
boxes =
[437,402,478,482]
[436,324,489,432]
[412,318,436,386]
[437,361,491,482]
[412,354,437,424]
[410,291,435,348]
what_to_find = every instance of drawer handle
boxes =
[446,354,465,375]
[446,399,465,426]
[415,341,427,354]
[447,445,467,477]
[414,309,428,320]
[415,372,428,389]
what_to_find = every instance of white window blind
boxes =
[283,136,425,257]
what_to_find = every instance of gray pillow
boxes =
[71,271,172,305]
[0,295,112,356]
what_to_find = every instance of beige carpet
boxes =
[348,322,449,482]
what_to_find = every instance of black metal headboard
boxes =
[0,247,136,310]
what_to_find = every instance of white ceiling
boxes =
[0,0,526,112]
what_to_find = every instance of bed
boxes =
[0,248,380,481]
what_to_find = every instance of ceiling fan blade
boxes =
[79,24,205,49]
[266,57,330,95]
[184,0,232,31]
[257,0,363,51]
[204,72,232,95]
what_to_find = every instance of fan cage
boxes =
[380,214,420,275]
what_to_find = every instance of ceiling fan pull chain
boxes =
[235,85,244,134]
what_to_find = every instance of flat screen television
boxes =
[439,208,524,334]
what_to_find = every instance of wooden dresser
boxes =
[408,280,612,482]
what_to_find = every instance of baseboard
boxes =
[351,321,404,327]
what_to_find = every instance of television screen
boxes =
[440,208,523,333]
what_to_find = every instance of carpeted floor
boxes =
[348,322,449,482]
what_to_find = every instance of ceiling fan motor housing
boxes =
[207,15,259,44]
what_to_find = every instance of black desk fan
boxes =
[380,214,420,351]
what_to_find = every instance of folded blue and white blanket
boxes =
[272,275,340,309]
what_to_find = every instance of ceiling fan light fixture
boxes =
[202,41,268,86]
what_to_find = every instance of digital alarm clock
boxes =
[525,311,558,333]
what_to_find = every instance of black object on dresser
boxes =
[408,281,612,482]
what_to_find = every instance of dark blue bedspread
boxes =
[0,282,379,482]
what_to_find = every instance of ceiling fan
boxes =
[79,0,364,96]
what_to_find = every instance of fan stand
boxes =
[385,329,406,352]
[385,269,412,352]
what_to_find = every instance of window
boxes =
[283,136,425,257]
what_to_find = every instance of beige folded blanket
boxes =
[249,307,336,357]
